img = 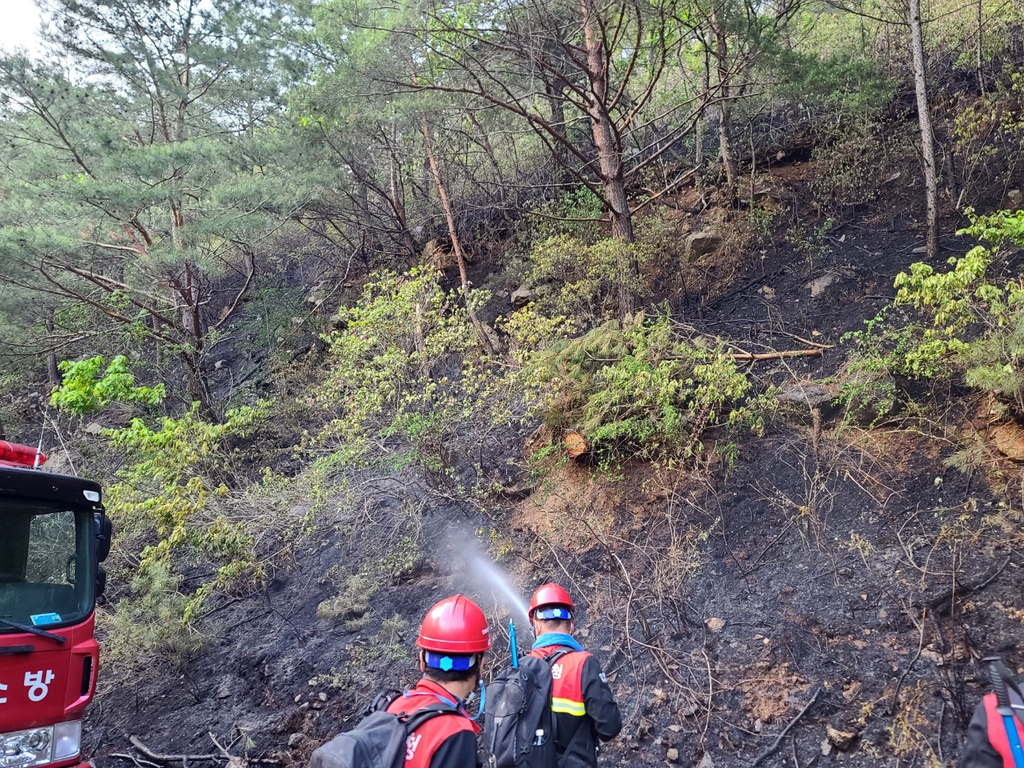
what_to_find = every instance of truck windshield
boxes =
[0,499,94,630]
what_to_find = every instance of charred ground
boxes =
[75,133,1024,768]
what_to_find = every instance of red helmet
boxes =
[416,595,491,654]
[530,583,575,617]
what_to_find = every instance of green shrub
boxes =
[776,46,891,138]
[316,266,517,475]
[99,561,203,677]
[529,187,604,242]
[810,134,881,211]
[309,615,413,691]
[104,401,272,621]
[841,208,1024,414]
[784,218,836,270]
[51,355,165,414]
[830,340,906,427]
[318,266,769,471]
[747,205,783,249]
[526,235,652,321]
[318,573,374,624]
[522,312,772,462]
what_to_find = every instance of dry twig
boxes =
[731,350,822,361]
[111,754,161,768]
[129,737,222,764]
[750,687,822,768]
[917,556,1012,614]
[888,606,926,715]
[128,738,280,767]
[773,331,835,349]
[208,734,232,760]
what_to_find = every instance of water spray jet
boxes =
[471,555,531,626]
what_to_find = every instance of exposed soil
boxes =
[84,157,1024,768]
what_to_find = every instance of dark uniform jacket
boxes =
[962,686,1024,768]
[529,645,622,768]
[386,678,481,768]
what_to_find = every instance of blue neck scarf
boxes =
[408,681,487,721]
[532,632,585,652]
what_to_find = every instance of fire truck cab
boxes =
[0,441,111,768]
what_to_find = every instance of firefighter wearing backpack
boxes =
[526,583,621,768]
[386,594,491,768]
[308,594,490,768]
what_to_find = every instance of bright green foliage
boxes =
[844,208,1024,414]
[319,267,768,468]
[318,267,508,471]
[524,313,771,462]
[104,401,271,620]
[527,235,652,321]
[833,309,910,424]
[50,356,165,415]
[890,209,1024,382]
[496,307,578,368]
[956,74,1024,146]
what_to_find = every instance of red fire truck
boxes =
[0,441,111,768]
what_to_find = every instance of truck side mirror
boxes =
[95,513,112,562]
[96,566,107,599]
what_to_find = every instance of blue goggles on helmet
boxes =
[424,651,476,672]
[534,607,572,620]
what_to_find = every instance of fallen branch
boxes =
[750,687,822,768]
[773,331,835,350]
[127,740,282,768]
[111,754,161,768]
[914,556,1012,615]
[129,737,222,764]
[209,733,232,760]
[731,350,822,361]
[888,606,926,715]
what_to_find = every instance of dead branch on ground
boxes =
[730,349,822,361]
[888,605,927,715]
[750,687,822,767]
[915,556,1012,615]
[129,737,222,764]
[111,754,161,768]
[772,331,835,349]
[128,737,282,767]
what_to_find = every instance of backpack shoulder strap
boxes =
[398,702,462,735]
[543,648,573,666]
[367,690,402,714]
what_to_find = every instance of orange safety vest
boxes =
[530,647,590,718]
[386,679,480,768]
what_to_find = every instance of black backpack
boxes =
[483,650,569,768]
[309,695,459,768]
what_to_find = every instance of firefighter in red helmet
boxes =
[386,594,491,768]
[527,583,621,768]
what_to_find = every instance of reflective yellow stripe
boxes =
[552,697,586,716]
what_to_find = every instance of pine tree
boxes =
[0,0,311,415]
